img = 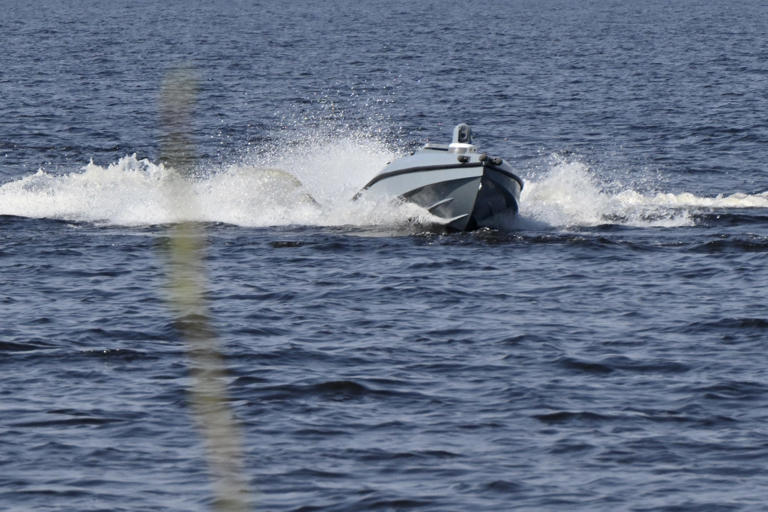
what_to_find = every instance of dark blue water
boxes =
[2,1,768,510]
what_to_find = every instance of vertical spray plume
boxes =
[160,66,254,511]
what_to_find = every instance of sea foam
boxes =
[519,156,768,229]
[2,142,766,230]
[0,136,430,228]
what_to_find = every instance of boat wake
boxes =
[1,141,766,231]
[519,156,768,229]
[0,137,432,229]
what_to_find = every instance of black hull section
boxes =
[400,164,522,231]
[465,166,522,231]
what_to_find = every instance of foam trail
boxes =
[617,190,768,209]
[0,156,171,225]
[0,136,433,228]
[4,148,766,230]
[518,156,768,229]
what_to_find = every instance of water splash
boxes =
[0,156,171,225]
[0,131,434,228]
[519,155,768,229]
[2,145,766,230]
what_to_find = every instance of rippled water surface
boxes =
[2,1,768,510]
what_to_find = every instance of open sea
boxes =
[2,1,768,510]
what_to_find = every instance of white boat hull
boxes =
[356,131,523,231]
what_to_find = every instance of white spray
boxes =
[1,142,766,229]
